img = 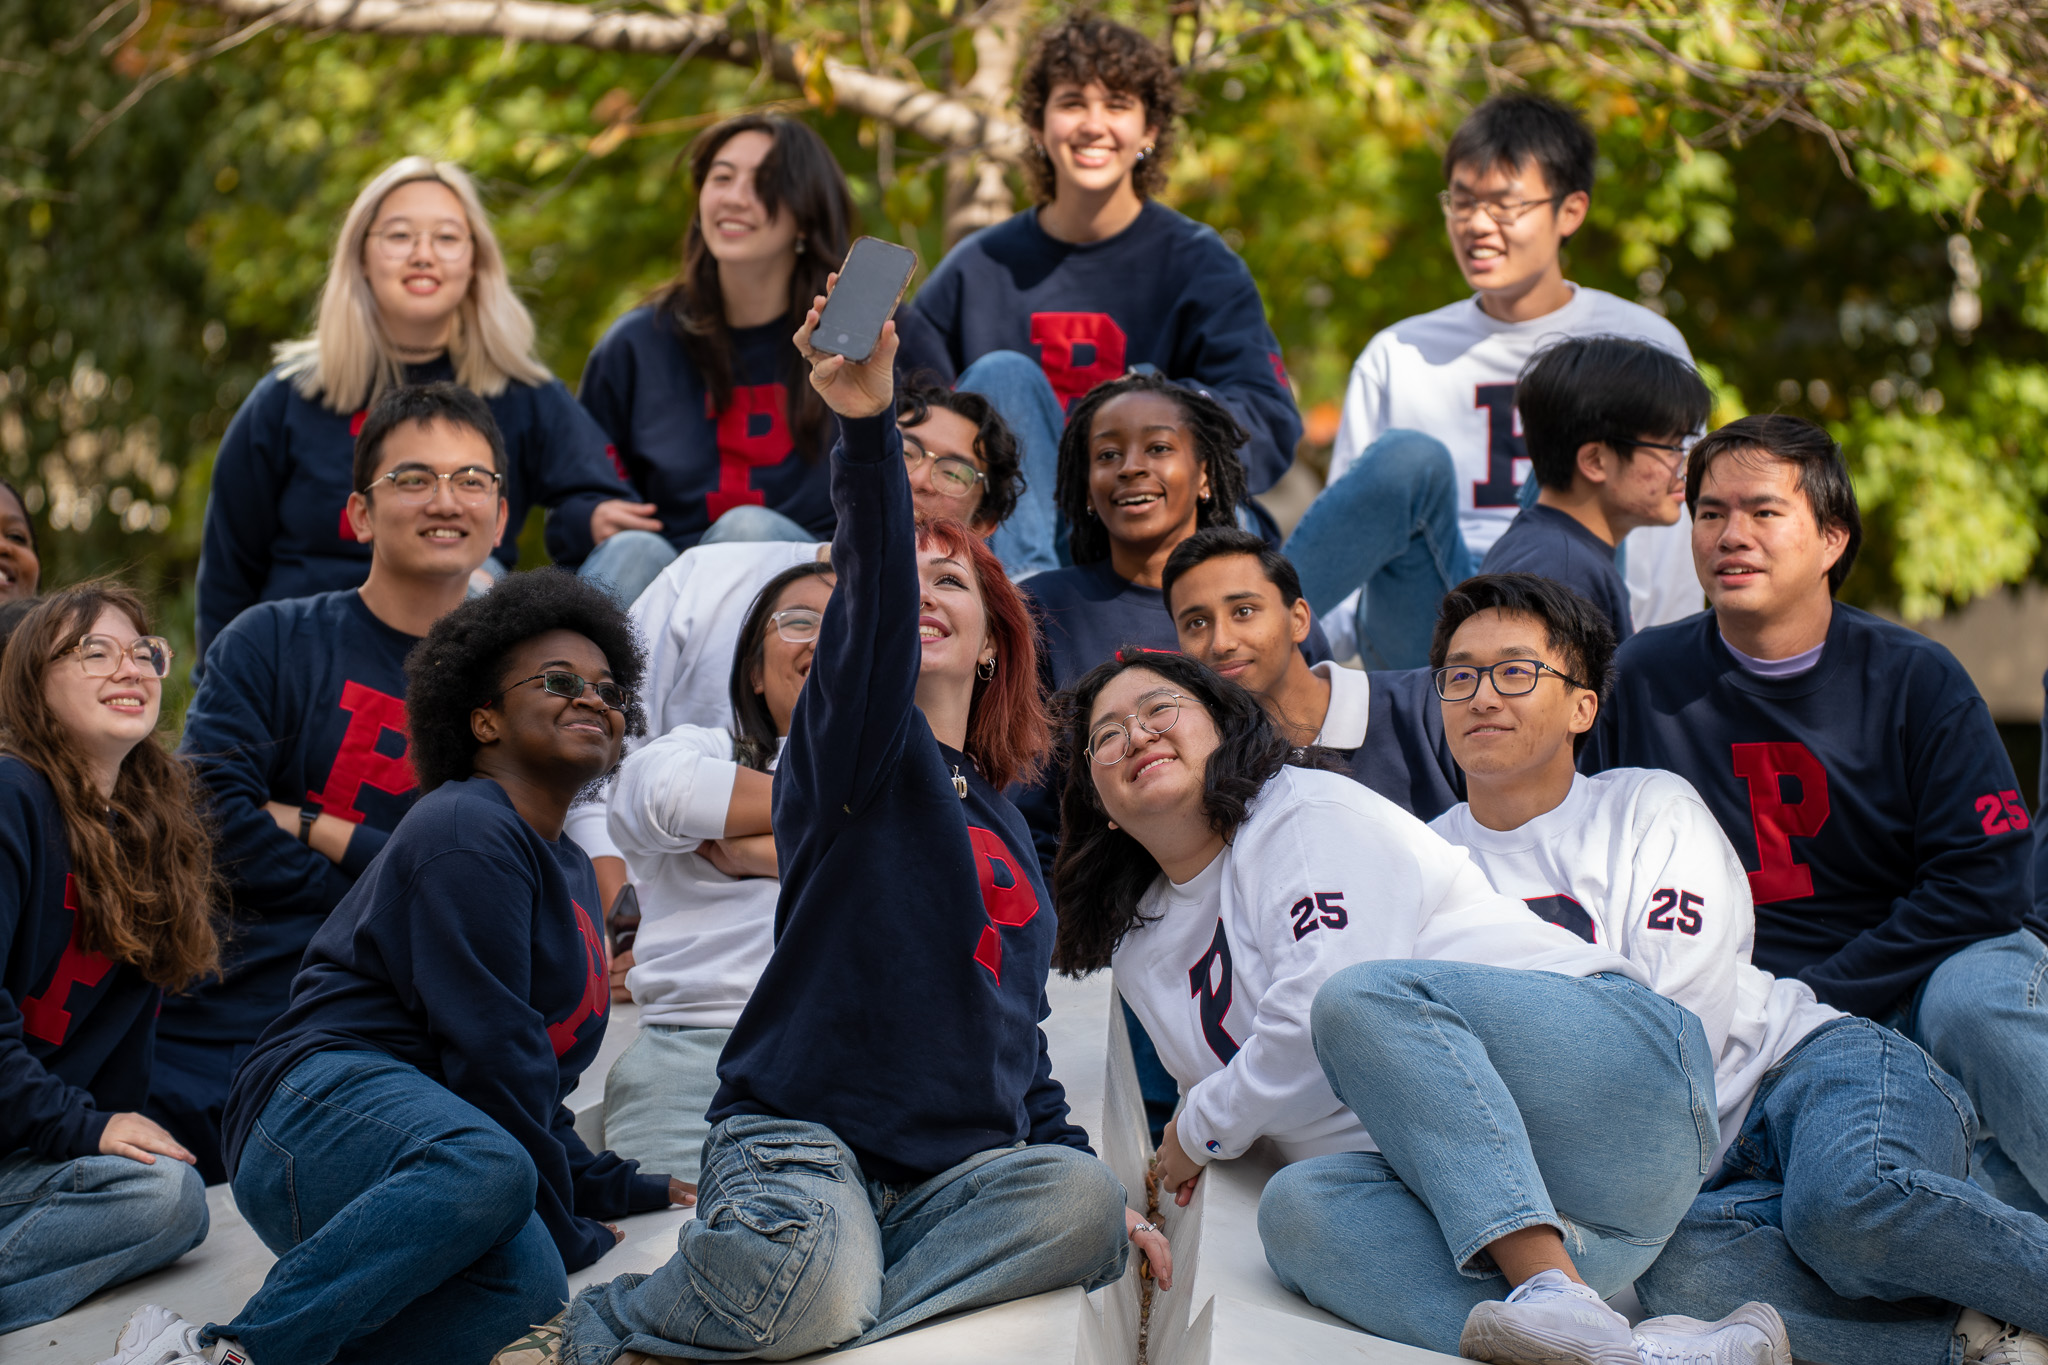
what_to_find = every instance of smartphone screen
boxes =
[813,237,918,363]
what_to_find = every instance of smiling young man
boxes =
[1479,337,1713,641]
[1286,93,1699,671]
[147,383,505,1182]
[1586,414,2048,1223]
[1162,527,1462,820]
[1429,572,2048,1365]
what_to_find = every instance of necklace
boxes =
[951,766,968,799]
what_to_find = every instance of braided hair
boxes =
[1055,373,1250,567]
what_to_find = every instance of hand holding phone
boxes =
[794,239,917,420]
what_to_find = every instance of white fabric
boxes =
[608,726,785,1028]
[1309,660,1370,748]
[1112,765,1641,1168]
[565,539,823,860]
[1431,769,1842,1164]
[1317,285,1702,655]
[1722,635,1826,680]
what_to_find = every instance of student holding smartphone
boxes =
[902,14,1301,578]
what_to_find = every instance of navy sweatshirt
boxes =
[578,305,835,552]
[196,359,634,660]
[707,412,1091,1184]
[1479,504,1635,640]
[905,203,1302,494]
[1585,606,2045,1017]
[1340,668,1465,821]
[163,591,421,1050]
[0,758,158,1160]
[222,777,666,1270]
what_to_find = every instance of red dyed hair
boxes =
[917,519,1049,790]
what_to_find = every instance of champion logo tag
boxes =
[1205,1140,1220,1153]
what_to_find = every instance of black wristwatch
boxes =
[298,805,320,846]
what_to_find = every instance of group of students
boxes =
[3,11,2047,1365]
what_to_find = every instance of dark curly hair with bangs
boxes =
[1018,14,1184,203]
[896,375,1024,532]
[404,569,648,794]
[1057,372,1250,567]
[1050,649,1344,975]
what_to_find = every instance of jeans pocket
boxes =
[236,1122,302,1251]
[742,1138,846,1189]
[680,1188,830,1339]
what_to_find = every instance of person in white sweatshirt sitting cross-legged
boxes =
[1428,571,2048,1365]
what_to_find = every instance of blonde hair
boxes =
[276,157,550,413]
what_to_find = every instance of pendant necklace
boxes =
[952,766,968,799]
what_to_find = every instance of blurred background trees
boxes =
[4,0,2046,678]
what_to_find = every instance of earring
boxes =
[1138,145,1154,161]
[977,654,996,681]
[794,236,806,256]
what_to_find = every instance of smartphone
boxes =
[606,883,641,955]
[812,237,918,363]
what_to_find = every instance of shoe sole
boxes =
[1459,1304,1640,1365]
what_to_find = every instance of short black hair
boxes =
[1161,527,1303,611]
[404,568,647,793]
[1519,337,1713,491]
[1685,414,1862,596]
[1057,373,1250,567]
[1443,92,1596,202]
[728,559,834,773]
[897,377,1024,532]
[1430,573,1616,754]
[353,382,508,496]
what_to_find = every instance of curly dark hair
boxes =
[1051,649,1342,975]
[404,569,648,793]
[1018,14,1185,203]
[1057,373,1250,567]
[897,374,1024,532]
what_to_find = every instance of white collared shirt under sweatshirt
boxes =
[1112,764,1642,1167]
[1431,769,1841,1164]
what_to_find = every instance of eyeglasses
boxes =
[63,634,173,679]
[367,225,473,262]
[904,446,985,499]
[1087,694,1185,766]
[1432,660,1589,702]
[362,465,503,505]
[497,670,627,711]
[1436,190,1561,227]
[770,608,822,644]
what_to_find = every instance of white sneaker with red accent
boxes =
[95,1306,252,1365]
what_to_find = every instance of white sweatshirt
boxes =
[608,725,786,1028]
[566,539,822,860]
[1431,769,1841,1163]
[1318,285,1701,654]
[1112,765,1641,1167]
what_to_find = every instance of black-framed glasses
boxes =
[904,447,985,499]
[1087,694,1185,766]
[1436,189,1561,226]
[497,670,627,711]
[1432,660,1589,702]
[63,634,173,679]
[362,465,503,505]
[770,608,822,644]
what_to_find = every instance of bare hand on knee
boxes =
[100,1112,197,1166]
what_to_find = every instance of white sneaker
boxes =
[1460,1268,1641,1365]
[97,1306,204,1365]
[1634,1302,1791,1364]
[1961,1308,2048,1365]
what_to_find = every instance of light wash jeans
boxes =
[0,1148,209,1332]
[1637,1016,2048,1365]
[1260,962,1715,1356]
[562,1113,1129,1361]
[602,1024,730,1186]
[954,351,1065,581]
[579,529,681,610]
[205,1050,566,1365]
[698,505,816,547]
[1899,928,2048,1219]
[1283,430,1475,670]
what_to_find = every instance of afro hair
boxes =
[404,568,648,793]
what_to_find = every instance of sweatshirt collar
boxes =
[1310,660,1371,749]
[1451,773,1593,855]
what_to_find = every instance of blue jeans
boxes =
[579,529,680,610]
[955,351,1065,581]
[207,1050,566,1365]
[1906,928,2048,1218]
[562,1114,1129,1361]
[0,1149,209,1332]
[1638,1017,2048,1364]
[1283,430,1474,670]
[1260,963,1715,1356]
[698,505,816,547]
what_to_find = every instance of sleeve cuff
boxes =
[71,1106,112,1160]
[628,1170,673,1213]
[339,822,390,879]
[680,758,743,838]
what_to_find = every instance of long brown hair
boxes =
[648,114,853,463]
[917,520,1049,791]
[0,583,221,990]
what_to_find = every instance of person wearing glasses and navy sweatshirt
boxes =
[102,569,689,1365]
[150,383,511,1185]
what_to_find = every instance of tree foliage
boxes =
[4,0,2047,665]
